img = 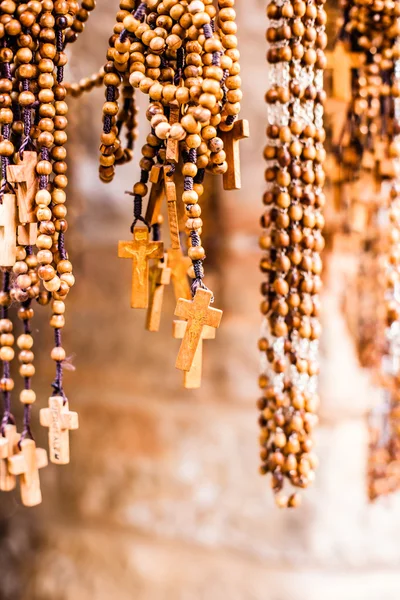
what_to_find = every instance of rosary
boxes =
[3,0,400,511]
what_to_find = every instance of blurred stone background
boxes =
[1,1,400,599]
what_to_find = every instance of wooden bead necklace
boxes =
[0,0,94,507]
[332,0,400,501]
[259,0,327,508]
[98,0,249,389]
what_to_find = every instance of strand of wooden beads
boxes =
[99,0,142,183]
[259,0,326,508]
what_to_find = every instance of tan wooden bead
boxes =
[17,334,33,350]
[20,389,36,405]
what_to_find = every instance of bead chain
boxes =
[259,0,326,508]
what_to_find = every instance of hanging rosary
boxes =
[98,0,249,389]
[0,0,97,507]
[259,0,326,508]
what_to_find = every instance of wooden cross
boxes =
[0,193,17,266]
[146,254,171,332]
[8,438,48,507]
[40,396,79,465]
[220,119,250,191]
[118,227,164,309]
[7,151,38,246]
[326,43,363,103]
[163,165,181,250]
[173,320,216,388]
[174,287,222,372]
[167,247,192,301]
[145,164,164,226]
[0,424,20,492]
[166,101,180,163]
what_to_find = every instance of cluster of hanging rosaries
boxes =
[0,0,397,509]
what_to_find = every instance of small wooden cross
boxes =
[174,287,222,372]
[146,254,171,332]
[0,424,20,492]
[145,164,164,226]
[40,396,79,465]
[163,165,181,250]
[220,119,250,191]
[7,151,38,224]
[8,438,48,507]
[173,320,216,388]
[167,247,192,301]
[118,227,164,309]
[326,43,363,103]
[0,193,17,267]
[166,101,180,163]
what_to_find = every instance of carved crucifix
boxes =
[146,254,171,332]
[167,247,192,301]
[40,396,79,465]
[173,320,216,388]
[0,424,20,492]
[220,119,250,191]
[118,227,164,309]
[8,438,48,507]
[174,288,222,372]
[0,193,17,267]
[7,150,38,245]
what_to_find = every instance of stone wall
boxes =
[1,2,400,599]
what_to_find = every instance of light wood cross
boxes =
[40,396,79,465]
[167,247,192,301]
[0,424,20,492]
[145,164,164,226]
[174,288,222,372]
[220,119,250,191]
[173,320,216,388]
[118,227,164,309]
[8,438,48,507]
[163,165,181,250]
[7,151,38,245]
[0,193,17,266]
[146,254,171,332]
[326,43,363,103]
[166,101,180,163]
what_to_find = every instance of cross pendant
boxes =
[146,254,172,332]
[8,438,48,507]
[40,396,79,465]
[7,150,38,246]
[0,424,20,492]
[173,320,216,388]
[220,119,250,191]
[174,288,223,372]
[118,227,164,309]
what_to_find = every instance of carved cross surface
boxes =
[118,227,164,309]
[145,164,164,226]
[40,396,79,465]
[0,193,17,267]
[8,438,48,507]
[167,247,192,301]
[173,320,216,389]
[146,254,172,332]
[163,165,181,250]
[7,150,38,246]
[174,288,222,372]
[0,424,20,492]
[221,119,250,191]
